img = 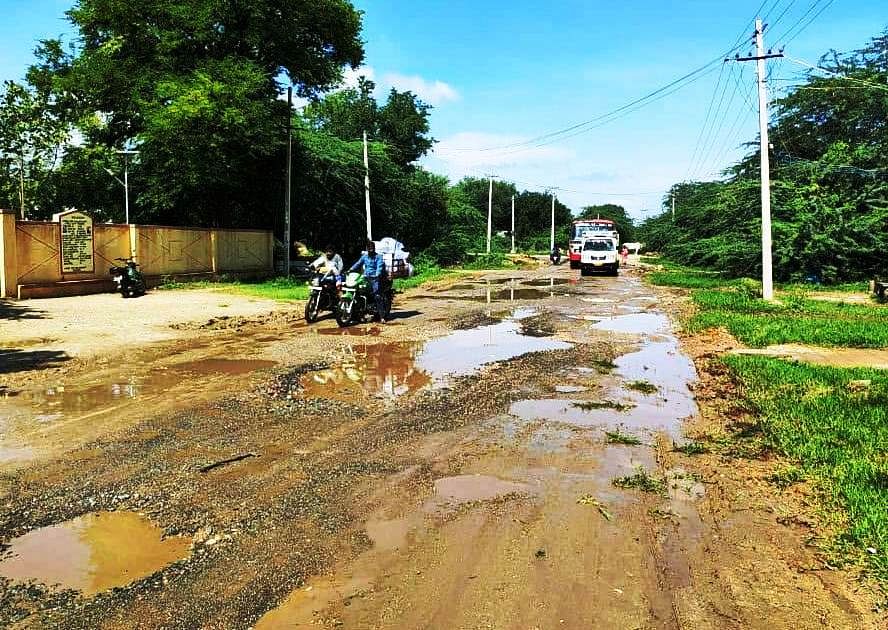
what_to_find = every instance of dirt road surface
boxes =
[0,267,883,629]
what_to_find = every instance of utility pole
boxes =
[550,191,556,252]
[487,176,494,254]
[671,194,675,222]
[730,19,783,301]
[363,130,372,241]
[511,195,516,254]
[284,87,293,276]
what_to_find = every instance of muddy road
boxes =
[0,268,882,629]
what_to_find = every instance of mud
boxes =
[0,511,190,596]
[0,266,883,629]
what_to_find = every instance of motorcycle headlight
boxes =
[311,277,320,286]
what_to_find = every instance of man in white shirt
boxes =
[311,245,343,276]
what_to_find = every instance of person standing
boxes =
[348,241,389,323]
[620,245,629,267]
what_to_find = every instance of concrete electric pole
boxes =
[731,19,783,301]
[550,192,556,252]
[284,87,293,276]
[363,130,372,241]
[487,176,494,254]
[511,195,516,254]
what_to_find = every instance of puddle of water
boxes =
[0,511,190,595]
[10,358,277,421]
[0,445,36,464]
[173,358,277,376]
[300,342,431,400]
[522,278,570,287]
[732,344,888,370]
[416,320,571,378]
[592,313,670,335]
[432,474,532,504]
[365,517,410,551]
[318,326,383,337]
[300,319,569,399]
[255,575,374,629]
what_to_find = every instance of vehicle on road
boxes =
[568,219,620,269]
[580,237,619,276]
[304,270,340,323]
[335,272,393,327]
[109,257,146,298]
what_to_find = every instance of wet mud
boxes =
[1,267,882,629]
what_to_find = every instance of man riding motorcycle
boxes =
[348,240,389,323]
[310,245,343,277]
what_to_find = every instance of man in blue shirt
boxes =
[349,240,389,323]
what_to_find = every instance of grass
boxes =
[626,380,658,394]
[688,289,888,348]
[648,269,740,290]
[673,441,710,455]
[590,358,617,373]
[612,468,667,495]
[724,355,888,583]
[605,430,642,445]
[159,276,311,301]
[573,401,635,412]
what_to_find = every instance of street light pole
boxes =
[113,150,139,224]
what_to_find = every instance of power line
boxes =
[684,62,729,181]
[773,0,836,45]
[784,55,888,91]
[691,64,743,179]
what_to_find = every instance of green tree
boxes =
[577,203,636,243]
[28,0,364,225]
[0,81,69,217]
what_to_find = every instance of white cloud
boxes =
[428,132,572,179]
[381,73,460,105]
[342,65,376,89]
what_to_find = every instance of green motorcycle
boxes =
[335,272,393,327]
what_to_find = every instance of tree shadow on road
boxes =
[0,300,48,321]
[0,348,70,374]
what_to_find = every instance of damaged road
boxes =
[0,268,883,629]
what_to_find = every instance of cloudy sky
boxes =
[2,0,885,217]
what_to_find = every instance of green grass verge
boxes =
[158,277,311,301]
[648,269,741,290]
[688,290,888,348]
[724,355,888,583]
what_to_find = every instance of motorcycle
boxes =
[109,257,147,298]
[550,249,562,265]
[335,272,393,327]
[304,270,339,323]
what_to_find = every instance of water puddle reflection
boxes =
[0,511,190,595]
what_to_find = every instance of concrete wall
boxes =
[0,212,274,299]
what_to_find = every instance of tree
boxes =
[28,0,365,225]
[577,204,636,243]
[0,81,68,218]
[304,79,436,169]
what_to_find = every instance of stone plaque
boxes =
[59,211,95,273]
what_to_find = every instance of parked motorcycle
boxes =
[109,257,147,298]
[304,270,339,323]
[335,272,393,327]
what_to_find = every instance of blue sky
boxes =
[2,1,886,217]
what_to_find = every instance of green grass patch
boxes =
[724,355,888,582]
[573,401,635,412]
[612,468,667,495]
[689,289,888,348]
[159,276,311,301]
[590,358,617,373]
[626,380,658,394]
[462,252,518,270]
[392,262,455,292]
[673,441,710,455]
[648,270,740,290]
[605,430,642,445]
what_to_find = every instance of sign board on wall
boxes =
[58,211,95,273]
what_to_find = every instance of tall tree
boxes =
[0,81,68,217]
[29,0,364,225]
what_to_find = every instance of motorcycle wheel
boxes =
[335,301,354,327]
[304,293,320,323]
